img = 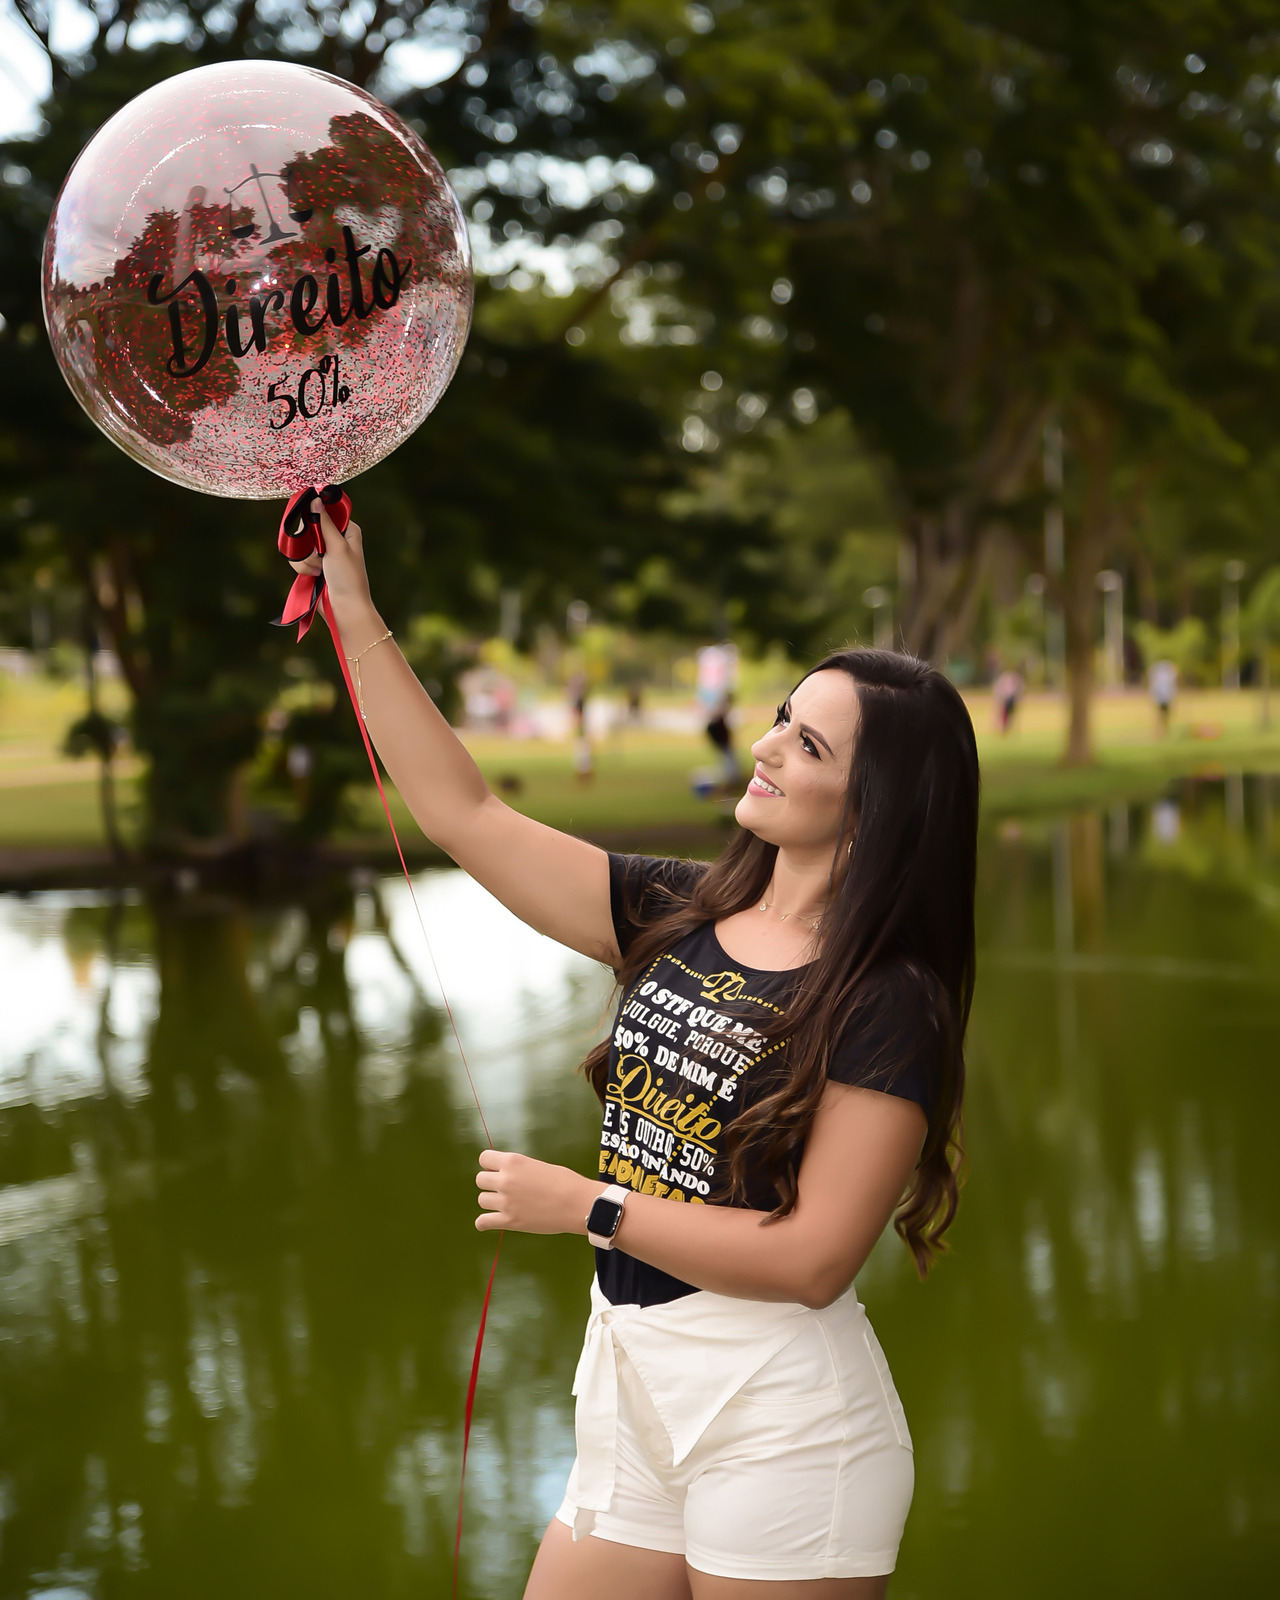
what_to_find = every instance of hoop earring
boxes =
[846,838,853,856]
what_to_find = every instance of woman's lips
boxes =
[748,769,784,798]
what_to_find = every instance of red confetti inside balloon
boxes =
[41,60,472,498]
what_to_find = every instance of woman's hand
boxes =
[288,497,376,625]
[475,1150,600,1235]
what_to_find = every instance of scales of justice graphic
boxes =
[223,161,314,242]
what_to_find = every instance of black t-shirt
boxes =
[595,854,940,1307]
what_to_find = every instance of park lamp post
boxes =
[566,599,590,639]
[863,586,894,651]
[499,587,521,645]
[1043,422,1066,691]
[1096,569,1124,690]
[1222,560,1246,690]
[1026,573,1047,682]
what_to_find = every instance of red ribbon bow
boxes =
[272,483,352,640]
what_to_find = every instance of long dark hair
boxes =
[583,648,979,1276]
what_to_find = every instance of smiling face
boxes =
[734,669,860,855]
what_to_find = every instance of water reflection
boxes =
[1,783,1277,1597]
[926,778,1280,1597]
[0,876,608,1599]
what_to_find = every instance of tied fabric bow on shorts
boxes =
[271,485,499,1598]
[569,1279,814,1540]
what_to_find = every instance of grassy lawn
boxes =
[0,673,141,851]
[3,671,1279,857]
[973,688,1280,812]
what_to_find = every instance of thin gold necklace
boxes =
[759,898,824,931]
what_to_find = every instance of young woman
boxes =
[292,504,980,1600]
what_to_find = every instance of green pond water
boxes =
[0,781,1277,1599]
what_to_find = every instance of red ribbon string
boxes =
[275,486,499,1596]
[454,1235,502,1598]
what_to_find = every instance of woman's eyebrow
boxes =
[798,721,834,756]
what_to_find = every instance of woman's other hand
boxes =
[476,1150,600,1235]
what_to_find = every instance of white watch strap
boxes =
[586,1183,630,1249]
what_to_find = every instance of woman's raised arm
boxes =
[298,500,619,966]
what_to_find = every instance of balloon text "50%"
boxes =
[268,353,350,430]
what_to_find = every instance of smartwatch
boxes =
[586,1184,630,1249]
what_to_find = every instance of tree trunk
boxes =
[937,526,997,665]
[98,752,127,861]
[899,504,978,663]
[897,389,1053,665]
[71,532,268,851]
[1063,567,1097,766]
[1131,538,1159,625]
[82,619,129,861]
[1061,412,1115,767]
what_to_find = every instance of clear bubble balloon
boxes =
[41,61,472,499]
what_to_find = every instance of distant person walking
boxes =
[568,670,589,739]
[697,643,740,783]
[567,670,593,782]
[992,669,1023,735]
[704,692,737,781]
[1149,659,1178,736]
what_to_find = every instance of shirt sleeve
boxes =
[826,963,940,1122]
[607,853,708,959]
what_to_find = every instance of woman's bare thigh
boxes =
[523,1518,692,1600]
[523,1523,891,1600]
[688,1574,890,1600]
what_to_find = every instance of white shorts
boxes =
[555,1280,914,1581]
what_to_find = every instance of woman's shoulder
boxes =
[609,852,708,900]
[608,853,708,957]
[825,958,942,1104]
[856,955,940,1013]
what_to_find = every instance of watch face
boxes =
[588,1195,623,1238]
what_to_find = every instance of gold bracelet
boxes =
[345,628,393,721]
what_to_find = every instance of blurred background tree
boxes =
[0,0,678,847]
[536,0,1280,759]
[1241,563,1280,724]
